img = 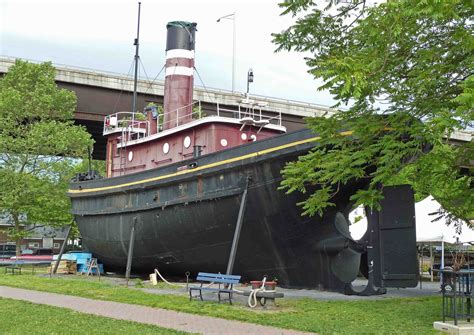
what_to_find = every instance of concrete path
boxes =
[0,286,314,335]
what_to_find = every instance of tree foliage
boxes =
[0,60,94,253]
[273,1,473,222]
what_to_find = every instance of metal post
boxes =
[454,275,457,325]
[87,146,92,176]
[217,12,236,92]
[430,242,434,282]
[52,224,72,275]
[232,12,236,92]
[125,217,137,286]
[441,238,445,285]
[131,2,141,114]
[420,247,423,290]
[226,178,250,275]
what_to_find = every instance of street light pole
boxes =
[217,12,236,92]
[232,13,236,93]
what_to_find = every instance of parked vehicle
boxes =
[0,244,16,259]
[32,248,54,256]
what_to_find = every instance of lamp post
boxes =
[217,12,236,92]
[246,68,254,99]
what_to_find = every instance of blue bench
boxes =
[189,272,241,304]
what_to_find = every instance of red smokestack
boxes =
[163,21,197,130]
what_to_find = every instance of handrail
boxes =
[103,112,150,138]
[103,99,283,142]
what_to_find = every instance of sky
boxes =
[0,0,336,106]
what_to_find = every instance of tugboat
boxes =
[69,16,419,294]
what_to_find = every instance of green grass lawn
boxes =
[0,272,439,334]
[0,297,187,334]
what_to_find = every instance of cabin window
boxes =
[241,133,247,140]
[128,151,133,162]
[184,136,191,148]
[220,139,228,147]
[163,142,170,154]
[53,243,60,249]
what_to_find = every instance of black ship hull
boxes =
[70,128,371,290]
[68,13,420,294]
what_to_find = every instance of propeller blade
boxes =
[331,247,362,283]
[334,212,352,239]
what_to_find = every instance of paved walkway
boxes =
[0,286,314,335]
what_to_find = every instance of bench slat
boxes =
[196,276,240,284]
[190,287,233,293]
[197,272,241,280]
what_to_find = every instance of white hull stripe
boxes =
[165,66,194,77]
[166,49,195,60]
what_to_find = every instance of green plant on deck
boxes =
[192,104,206,120]
[118,117,131,128]
[134,113,147,121]
[118,112,147,128]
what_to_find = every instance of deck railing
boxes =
[103,112,150,138]
[103,100,283,138]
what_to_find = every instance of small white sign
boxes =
[109,116,117,126]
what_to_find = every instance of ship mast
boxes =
[131,2,141,114]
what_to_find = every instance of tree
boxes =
[273,1,473,223]
[0,60,94,255]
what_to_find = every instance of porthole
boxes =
[163,142,170,154]
[241,133,248,140]
[184,136,191,148]
[128,151,133,161]
[250,134,257,142]
[220,139,228,147]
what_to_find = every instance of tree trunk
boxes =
[12,213,21,258]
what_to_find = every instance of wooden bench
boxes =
[189,272,241,304]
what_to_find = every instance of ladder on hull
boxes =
[119,127,129,175]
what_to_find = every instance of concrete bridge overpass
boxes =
[0,57,336,160]
[0,56,471,161]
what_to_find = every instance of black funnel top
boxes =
[166,21,197,51]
